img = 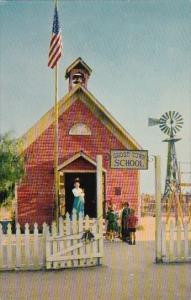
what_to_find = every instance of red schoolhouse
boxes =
[17,58,142,227]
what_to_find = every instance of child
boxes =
[121,202,131,242]
[79,188,85,203]
[106,204,117,242]
[127,209,138,245]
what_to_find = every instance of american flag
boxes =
[48,4,62,69]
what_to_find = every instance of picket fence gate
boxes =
[0,212,104,271]
[46,212,104,269]
[159,218,191,263]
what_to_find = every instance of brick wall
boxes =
[17,99,139,227]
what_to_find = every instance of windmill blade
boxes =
[172,111,176,118]
[176,113,183,119]
[159,125,167,132]
[164,112,170,119]
[176,122,183,127]
[175,113,183,119]
[164,127,171,136]
[172,127,177,135]
[160,124,168,133]
[159,123,168,129]
[174,113,181,119]
[176,123,183,127]
[148,118,160,126]
[161,113,169,120]
[175,125,183,131]
[176,117,183,123]
[161,125,171,136]
[176,118,183,122]
[159,119,166,125]
[160,118,167,124]
[163,127,169,134]
[169,111,174,123]
[174,111,179,117]
[167,127,171,135]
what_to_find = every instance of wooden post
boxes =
[45,226,51,269]
[85,215,91,266]
[92,219,97,266]
[24,223,30,268]
[161,221,166,261]
[78,212,84,267]
[96,155,103,220]
[42,222,48,266]
[137,170,141,225]
[96,155,104,265]
[155,155,162,263]
[52,221,58,269]
[7,223,13,269]
[72,210,78,267]
[65,212,72,268]
[33,223,39,268]
[15,223,21,269]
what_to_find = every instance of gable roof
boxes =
[58,151,107,172]
[65,57,92,79]
[19,84,142,152]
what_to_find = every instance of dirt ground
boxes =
[0,217,191,300]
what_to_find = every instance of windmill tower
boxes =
[148,111,184,222]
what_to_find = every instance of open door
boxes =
[64,173,97,218]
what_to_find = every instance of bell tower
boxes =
[65,57,92,91]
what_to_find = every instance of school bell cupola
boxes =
[65,57,92,91]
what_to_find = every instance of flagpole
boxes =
[54,63,59,226]
[54,0,59,227]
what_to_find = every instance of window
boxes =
[115,187,121,196]
[69,123,91,136]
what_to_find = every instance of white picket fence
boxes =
[0,212,104,271]
[0,222,48,270]
[159,218,191,263]
[46,212,104,269]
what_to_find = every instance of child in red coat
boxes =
[127,209,138,245]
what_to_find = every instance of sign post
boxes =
[155,155,162,263]
[96,155,103,219]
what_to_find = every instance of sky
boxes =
[0,0,191,194]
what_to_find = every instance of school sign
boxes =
[110,150,148,170]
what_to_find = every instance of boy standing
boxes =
[106,204,117,242]
[127,209,138,245]
[121,202,131,242]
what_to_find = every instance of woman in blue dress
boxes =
[72,178,85,219]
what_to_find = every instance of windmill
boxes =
[148,111,184,222]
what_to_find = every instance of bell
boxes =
[72,72,84,84]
